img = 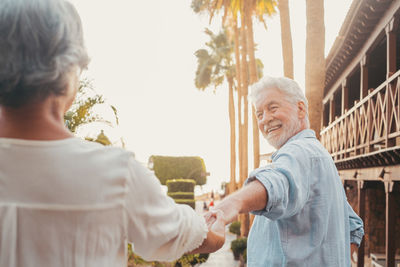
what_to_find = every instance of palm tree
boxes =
[64,78,122,145]
[278,0,294,79]
[192,0,276,237]
[194,28,237,194]
[305,0,325,139]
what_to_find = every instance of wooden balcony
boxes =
[321,70,400,170]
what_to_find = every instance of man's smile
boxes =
[264,124,282,134]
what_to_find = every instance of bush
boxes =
[176,253,209,266]
[167,192,194,200]
[231,237,247,260]
[149,155,207,185]
[229,221,241,236]
[166,179,195,193]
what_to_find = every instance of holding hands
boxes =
[189,209,226,254]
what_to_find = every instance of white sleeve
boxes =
[124,156,208,262]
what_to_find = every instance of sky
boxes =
[69,0,352,194]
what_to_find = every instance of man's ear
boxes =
[297,101,307,119]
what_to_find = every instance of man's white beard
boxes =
[263,115,301,149]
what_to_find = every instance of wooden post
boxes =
[357,181,365,267]
[367,88,375,153]
[385,19,396,148]
[386,19,396,79]
[329,96,335,124]
[385,181,396,267]
[342,79,349,115]
[360,55,369,99]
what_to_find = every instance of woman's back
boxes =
[0,137,212,266]
[0,137,131,266]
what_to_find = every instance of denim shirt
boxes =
[246,129,364,267]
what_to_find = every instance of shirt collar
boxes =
[271,129,316,159]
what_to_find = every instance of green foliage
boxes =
[149,156,207,185]
[190,0,277,27]
[167,192,194,200]
[243,248,247,263]
[229,221,241,236]
[64,78,108,133]
[231,237,247,260]
[176,253,209,266]
[194,28,235,92]
[166,179,196,193]
[127,244,167,266]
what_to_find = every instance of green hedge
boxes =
[149,155,207,185]
[168,192,195,200]
[231,237,247,260]
[229,221,241,236]
[166,179,195,193]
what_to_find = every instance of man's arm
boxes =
[211,179,268,224]
[346,201,364,263]
[347,201,364,246]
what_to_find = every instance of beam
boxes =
[338,165,400,181]
[385,18,397,78]
[357,181,365,267]
[385,181,396,267]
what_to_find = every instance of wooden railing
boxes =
[321,69,400,163]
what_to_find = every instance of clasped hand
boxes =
[204,209,226,237]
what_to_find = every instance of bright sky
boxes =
[69,0,352,194]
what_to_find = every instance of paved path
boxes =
[195,201,240,267]
[199,228,239,267]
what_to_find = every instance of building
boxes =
[321,0,400,266]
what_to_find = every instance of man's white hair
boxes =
[249,76,310,128]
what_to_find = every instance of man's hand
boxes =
[351,243,358,264]
[204,210,216,228]
[205,210,225,237]
[189,210,226,254]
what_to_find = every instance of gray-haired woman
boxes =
[0,0,224,266]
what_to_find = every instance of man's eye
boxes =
[270,106,278,111]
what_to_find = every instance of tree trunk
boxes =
[278,0,294,79]
[228,76,236,194]
[239,3,250,238]
[305,0,325,139]
[240,6,249,187]
[233,17,242,193]
[245,6,260,170]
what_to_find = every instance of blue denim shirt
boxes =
[246,129,364,267]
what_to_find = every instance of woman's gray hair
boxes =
[0,0,89,107]
[249,76,310,127]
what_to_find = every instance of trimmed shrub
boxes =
[167,192,194,200]
[149,155,207,185]
[166,179,195,193]
[229,221,241,236]
[231,237,247,260]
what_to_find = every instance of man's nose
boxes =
[259,111,272,124]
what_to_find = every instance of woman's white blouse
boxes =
[0,137,208,267]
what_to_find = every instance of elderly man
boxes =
[211,76,364,266]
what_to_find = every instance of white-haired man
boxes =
[208,76,364,266]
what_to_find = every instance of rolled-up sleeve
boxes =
[346,201,364,246]
[245,143,310,220]
[124,156,208,261]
